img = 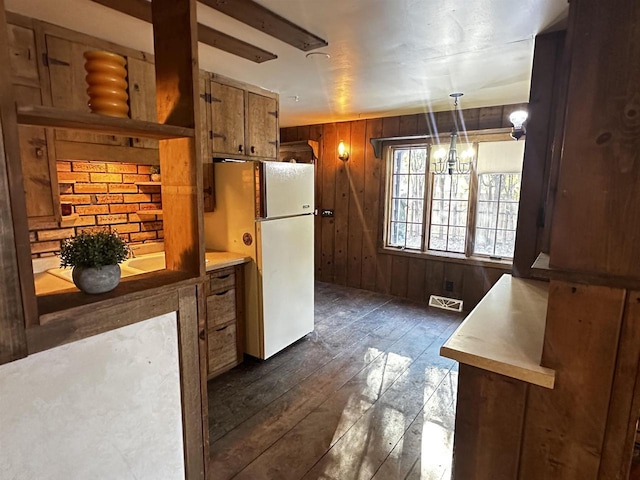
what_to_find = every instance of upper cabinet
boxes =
[45,35,129,146]
[7,23,39,86]
[247,92,278,159]
[207,75,279,161]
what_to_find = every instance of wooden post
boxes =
[0,0,36,364]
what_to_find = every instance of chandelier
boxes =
[432,93,474,175]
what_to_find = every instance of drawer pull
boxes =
[215,289,231,296]
[215,325,229,332]
[217,274,231,279]
[199,329,206,340]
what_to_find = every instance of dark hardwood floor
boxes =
[208,281,463,480]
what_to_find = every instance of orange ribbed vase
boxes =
[83,50,129,118]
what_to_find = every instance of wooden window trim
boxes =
[381,134,520,268]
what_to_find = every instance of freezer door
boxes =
[263,162,314,218]
[257,214,314,359]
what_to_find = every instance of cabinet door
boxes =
[246,92,278,159]
[15,85,59,221]
[45,35,128,146]
[127,57,158,150]
[210,80,244,156]
[7,24,39,85]
[201,74,216,211]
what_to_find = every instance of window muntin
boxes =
[387,146,428,249]
[474,173,521,258]
[384,138,524,261]
[428,174,470,253]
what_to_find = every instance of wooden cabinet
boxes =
[8,23,39,86]
[207,75,279,161]
[45,35,128,146]
[205,266,244,378]
[210,80,245,156]
[246,92,278,159]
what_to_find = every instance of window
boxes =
[384,138,525,261]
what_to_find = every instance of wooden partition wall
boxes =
[281,104,525,309]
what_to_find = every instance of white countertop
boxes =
[34,251,251,296]
[440,274,555,389]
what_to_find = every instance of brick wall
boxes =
[29,160,163,257]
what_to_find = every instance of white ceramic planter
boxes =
[72,265,121,294]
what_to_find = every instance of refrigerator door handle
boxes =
[302,204,311,209]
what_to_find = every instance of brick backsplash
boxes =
[29,160,163,258]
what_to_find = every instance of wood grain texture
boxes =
[513,31,566,278]
[282,106,520,310]
[178,285,206,480]
[210,80,245,156]
[519,281,626,480]
[598,290,640,479]
[549,0,640,278]
[90,0,277,63]
[55,140,159,164]
[246,92,277,159]
[127,56,159,149]
[0,0,31,363]
[200,0,327,52]
[152,0,204,277]
[452,364,528,480]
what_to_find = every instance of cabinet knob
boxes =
[251,146,256,154]
[35,147,44,158]
[238,144,243,153]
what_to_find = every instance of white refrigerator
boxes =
[204,161,315,359]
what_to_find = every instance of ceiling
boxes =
[6,0,568,127]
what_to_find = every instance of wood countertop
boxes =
[205,251,250,271]
[440,274,555,389]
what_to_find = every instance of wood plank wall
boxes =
[281,103,526,310]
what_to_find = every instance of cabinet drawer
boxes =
[208,322,237,375]
[207,288,236,327]
[208,268,235,294]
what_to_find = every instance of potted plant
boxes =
[150,165,161,182]
[60,230,130,294]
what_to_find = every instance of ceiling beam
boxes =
[199,0,328,52]
[90,0,277,63]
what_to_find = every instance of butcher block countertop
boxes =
[440,274,556,389]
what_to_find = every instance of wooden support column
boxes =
[151,0,205,278]
[0,0,36,364]
[513,31,567,278]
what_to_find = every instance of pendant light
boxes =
[432,93,473,175]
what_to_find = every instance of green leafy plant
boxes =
[150,165,160,175]
[60,230,129,269]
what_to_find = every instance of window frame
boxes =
[380,132,520,266]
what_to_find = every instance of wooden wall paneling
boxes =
[513,31,566,278]
[390,256,409,298]
[127,56,159,149]
[177,285,206,480]
[0,0,32,363]
[320,123,337,282]
[443,262,465,300]
[280,126,296,143]
[361,118,383,291]
[346,119,366,289]
[424,259,445,302]
[435,110,456,135]
[200,73,215,212]
[598,289,640,479]
[151,0,204,277]
[333,121,351,286]
[549,0,640,278]
[375,116,400,294]
[452,364,528,480]
[406,257,426,303]
[295,125,310,141]
[478,106,504,130]
[398,114,419,136]
[309,124,324,279]
[519,281,626,480]
[460,107,480,132]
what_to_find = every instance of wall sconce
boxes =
[509,110,528,140]
[338,140,349,161]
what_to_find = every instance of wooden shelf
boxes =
[531,252,640,290]
[17,105,195,140]
[136,181,161,186]
[136,209,163,216]
[440,274,555,389]
[58,180,77,184]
